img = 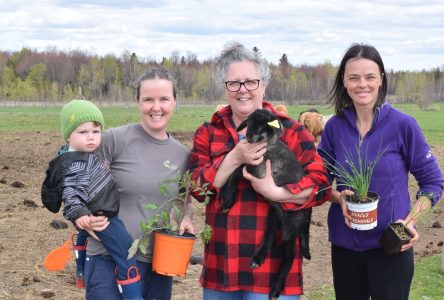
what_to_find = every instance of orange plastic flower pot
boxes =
[43,230,75,271]
[152,230,196,277]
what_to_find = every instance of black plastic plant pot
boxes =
[379,222,413,254]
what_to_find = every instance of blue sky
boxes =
[1,0,443,71]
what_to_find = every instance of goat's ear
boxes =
[236,120,247,131]
[267,119,280,129]
[268,118,284,137]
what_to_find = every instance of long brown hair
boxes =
[327,43,387,116]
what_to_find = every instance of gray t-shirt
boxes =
[88,123,189,262]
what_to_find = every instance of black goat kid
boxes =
[220,109,312,300]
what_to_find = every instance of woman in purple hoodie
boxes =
[318,43,443,300]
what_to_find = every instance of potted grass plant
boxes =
[379,194,434,254]
[379,222,412,254]
[128,161,212,276]
[320,143,387,230]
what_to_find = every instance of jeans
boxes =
[81,217,138,281]
[84,255,173,300]
[203,288,301,300]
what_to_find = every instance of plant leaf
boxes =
[139,236,150,255]
[144,203,158,210]
[128,239,139,260]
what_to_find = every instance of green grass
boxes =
[410,255,444,299]
[0,105,216,133]
[393,102,444,145]
[302,285,335,300]
[1,103,443,145]
[302,255,444,300]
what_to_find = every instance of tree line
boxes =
[0,47,443,108]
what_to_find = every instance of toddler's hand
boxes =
[89,215,109,232]
[75,215,91,230]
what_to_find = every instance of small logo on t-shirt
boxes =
[163,160,178,170]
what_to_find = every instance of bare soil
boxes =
[0,131,443,300]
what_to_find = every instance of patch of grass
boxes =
[0,106,60,131]
[410,255,444,299]
[1,103,443,146]
[302,284,335,300]
[0,105,216,133]
[403,110,444,145]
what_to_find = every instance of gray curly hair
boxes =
[215,42,270,86]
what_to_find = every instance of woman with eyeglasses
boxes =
[188,42,331,300]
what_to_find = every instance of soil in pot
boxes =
[152,229,196,277]
[345,191,379,230]
[379,222,413,254]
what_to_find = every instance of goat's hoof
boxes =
[269,282,285,300]
[220,202,233,213]
[302,248,311,260]
[269,289,281,300]
[249,261,259,269]
[249,257,264,269]
[268,294,279,300]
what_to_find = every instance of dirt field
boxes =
[0,131,443,300]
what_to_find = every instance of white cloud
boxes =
[0,0,443,70]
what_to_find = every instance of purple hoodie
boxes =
[319,102,443,251]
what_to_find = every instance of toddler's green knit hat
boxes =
[61,99,105,141]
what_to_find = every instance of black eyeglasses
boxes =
[224,79,260,92]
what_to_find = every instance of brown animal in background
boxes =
[274,104,288,115]
[299,111,324,145]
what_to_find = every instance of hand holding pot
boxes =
[398,219,419,252]
[336,190,354,228]
[398,195,432,251]
[179,214,195,236]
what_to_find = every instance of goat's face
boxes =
[237,109,283,144]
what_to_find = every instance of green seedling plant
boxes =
[128,162,213,259]
[396,193,437,236]
[320,142,387,203]
[380,192,439,254]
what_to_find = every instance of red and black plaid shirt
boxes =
[189,101,331,295]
